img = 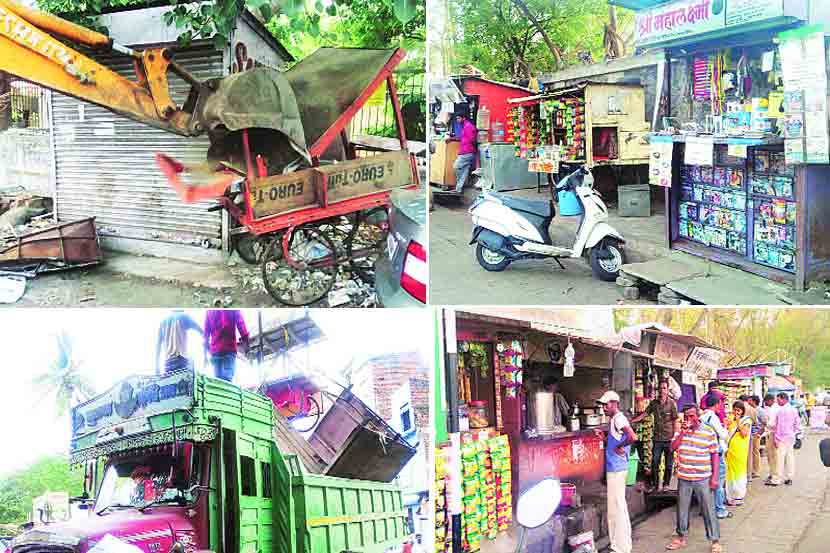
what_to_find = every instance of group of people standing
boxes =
[155,309,250,382]
[599,379,804,553]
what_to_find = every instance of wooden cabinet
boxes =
[430,139,460,186]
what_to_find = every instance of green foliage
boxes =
[446,0,632,80]
[36,0,423,51]
[267,0,426,60]
[0,457,83,525]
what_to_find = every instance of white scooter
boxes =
[468,165,626,281]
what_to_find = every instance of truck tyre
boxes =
[590,240,624,281]
[476,243,511,271]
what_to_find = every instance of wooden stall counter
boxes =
[430,138,460,186]
[516,426,608,489]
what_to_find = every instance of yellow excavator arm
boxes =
[0,0,210,136]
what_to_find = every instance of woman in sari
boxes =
[726,400,752,506]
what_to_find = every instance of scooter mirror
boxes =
[515,478,562,529]
[820,438,830,467]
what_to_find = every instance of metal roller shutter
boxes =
[52,42,224,248]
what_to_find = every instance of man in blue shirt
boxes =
[701,394,731,519]
[597,390,638,553]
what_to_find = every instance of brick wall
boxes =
[410,375,431,452]
[364,351,428,421]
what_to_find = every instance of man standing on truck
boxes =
[204,309,249,382]
[450,111,477,194]
[156,310,203,375]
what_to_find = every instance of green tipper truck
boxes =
[11,370,408,553]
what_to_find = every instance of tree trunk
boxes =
[0,70,10,131]
[508,0,562,68]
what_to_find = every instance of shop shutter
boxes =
[51,42,224,248]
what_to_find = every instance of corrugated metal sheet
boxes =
[52,43,224,247]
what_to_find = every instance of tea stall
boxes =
[435,309,658,553]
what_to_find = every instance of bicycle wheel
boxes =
[347,207,389,284]
[289,396,322,433]
[261,225,337,306]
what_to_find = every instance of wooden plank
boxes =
[249,169,317,219]
[317,150,413,203]
[272,412,325,474]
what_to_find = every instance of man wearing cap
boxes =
[596,390,638,553]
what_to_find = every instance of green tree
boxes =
[36,0,422,52]
[446,0,633,80]
[32,332,95,416]
[267,0,426,60]
[0,456,83,525]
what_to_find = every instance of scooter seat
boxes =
[496,193,554,217]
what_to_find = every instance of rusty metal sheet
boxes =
[285,48,400,153]
[249,168,317,219]
[0,217,102,270]
[318,151,413,204]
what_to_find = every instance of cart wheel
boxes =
[261,226,337,306]
[234,233,272,265]
[346,207,389,284]
[288,397,322,433]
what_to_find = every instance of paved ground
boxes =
[3,251,375,308]
[631,430,830,553]
[477,430,830,553]
[429,186,662,305]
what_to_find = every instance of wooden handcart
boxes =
[157,47,419,306]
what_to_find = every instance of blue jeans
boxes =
[212,352,236,382]
[714,456,728,517]
[453,153,475,192]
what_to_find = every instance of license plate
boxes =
[387,233,399,259]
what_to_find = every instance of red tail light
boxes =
[400,240,427,303]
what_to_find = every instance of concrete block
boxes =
[623,286,640,300]
[658,292,682,305]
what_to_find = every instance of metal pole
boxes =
[258,310,264,367]
[443,309,462,553]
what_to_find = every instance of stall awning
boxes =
[642,328,729,351]
[455,310,656,361]
[429,77,466,104]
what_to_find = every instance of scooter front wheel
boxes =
[476,243,511,271]
[589,241,625,281]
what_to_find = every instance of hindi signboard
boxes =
[636,0,723,46]
[636,0,786,46]
[726,0,784,27]
[654,335,692,368]
[71,370,195,439]
[685,347,725,376]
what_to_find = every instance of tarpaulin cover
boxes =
[285,48,401,153]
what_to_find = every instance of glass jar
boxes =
[469,400,489,429]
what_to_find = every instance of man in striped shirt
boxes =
[666,404,722,553]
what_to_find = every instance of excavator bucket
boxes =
[159,47,406,203]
